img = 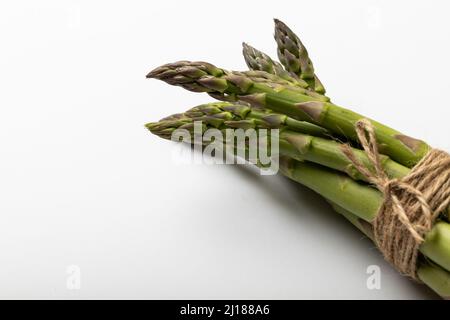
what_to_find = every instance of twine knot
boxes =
[342,119,450,279]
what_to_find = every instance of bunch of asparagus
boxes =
[146,19,450,298]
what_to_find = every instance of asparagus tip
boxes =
[242,42,250,56]
[145,122,156,131]
[273,18,287,30]
[146,68,158,79]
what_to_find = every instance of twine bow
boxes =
[342,119,450,279]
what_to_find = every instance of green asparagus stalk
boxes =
[147,102,328,138]
[274,19,326,94]
[147,61,324,103]
[147,61,430,168]
[329,203,450,298]
[147,102,409,182]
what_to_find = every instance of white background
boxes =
[1,0,449,299]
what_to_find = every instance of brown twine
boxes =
[341,119,450,279]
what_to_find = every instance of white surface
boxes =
[0,0,449,299]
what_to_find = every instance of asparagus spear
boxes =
[242,43,306,86]
[147,102,409,182]
[274,19,326,94]
[147,102,328,137]
[147,61,430,168]
[156,61,328,102]
[243,42,330,100]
